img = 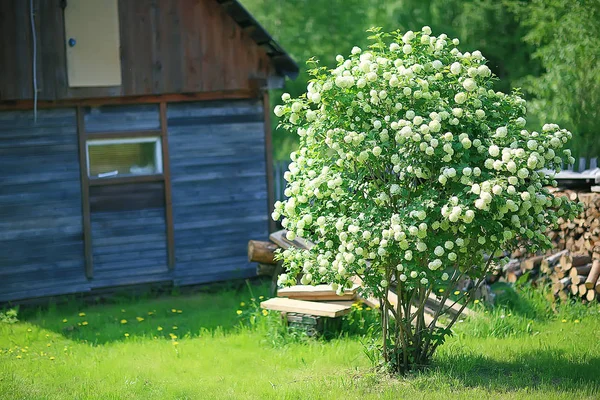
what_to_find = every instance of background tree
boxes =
[242,0,598,162]
[508,0,600,159]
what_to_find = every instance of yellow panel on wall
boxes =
[64,0,121,87]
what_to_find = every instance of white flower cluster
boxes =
[271,27,582,293]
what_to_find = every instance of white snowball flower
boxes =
[450,62,462,75]
[274,105,285,117]
[488,145,500,157]
[454,92,467,104]
[403,44,413,54]
[462,78,477,92]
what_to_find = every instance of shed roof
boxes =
[215,0,299,79]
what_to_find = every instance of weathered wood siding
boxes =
[90,208,170,287]
[167,100,268,285]
[0,0,273,102]
[0,109,88,302]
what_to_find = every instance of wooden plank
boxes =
[426,293,476,318]
[260,297,351,318]
[0,90,258,111]
[87,130,162,140]
[160,102,175,269]
[89,182,165,212]
[269,229,313,250]
[277,284,359,301]
[77,106,93,279]
[88,174,164,186]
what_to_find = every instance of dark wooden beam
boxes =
[76,107,93,279]
[88,174,165,187]
[0,89,259,111]
[160,102,176,270]
[86,130,163,140]
[262,91,276,233]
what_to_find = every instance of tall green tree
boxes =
[508,0,600,159]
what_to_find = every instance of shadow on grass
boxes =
[14,279,271,345]
[431,349,600,393]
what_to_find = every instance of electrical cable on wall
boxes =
[30,0,38,122]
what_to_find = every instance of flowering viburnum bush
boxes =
[271,27,581,374]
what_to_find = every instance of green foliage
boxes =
[508,0,600,158]
[0,308,19,324]
[242,0,597,161]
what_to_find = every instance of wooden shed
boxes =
[0,0,298,302]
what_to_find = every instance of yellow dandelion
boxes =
[45,334,50,338]
[236,310,242,315]
[171,309,177,313]
[82,321,88,326]
[508,313,512,317]
[438,288,445,293]
[62,319,68,323]
[454,290,460,295]
[49,357,55,361]
[120,319,127,324]
[474,300,480,304]
[78,312,86,317]
[16,355,22,359]
[366,307,371,311]
[47,343,51,347]
[169,333,177,339]
[172,326,178,330]
[172,341,179,346]
[574,319,580,324]
[27,328,32,332]
[240,302,246,307]
[259,296,264,300]
[561,319,567,323]
[177,310,182,313]
[21,348,27,353]
[157,326,163,331]
[136,317,144,322]
[124,333,130,337]
[262,309,268,316]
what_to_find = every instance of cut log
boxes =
[571,254,593,268]
[586,289,596,301]
[277,284,358,301]
[585,260,600,289]
[578,284,588,297]
[572,275,587,285]
[521,255,544,271]
[247,240,278,264]
[260,297,351,318]
[540,250,569,273]
[559,254,573,272]
[569,264,592,279]
[506,269,524,283]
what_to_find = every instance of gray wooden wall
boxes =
[168,100,269,285]
[0,99,270,302]
[0,109,88,302]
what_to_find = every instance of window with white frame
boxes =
[86,137,163,178]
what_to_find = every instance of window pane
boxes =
[88,140,161,178]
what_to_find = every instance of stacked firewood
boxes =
[549,190,600,255]
[492,190,600,302]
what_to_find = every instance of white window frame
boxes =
[86,137,163,178]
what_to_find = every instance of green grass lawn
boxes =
[1,280,600,400]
